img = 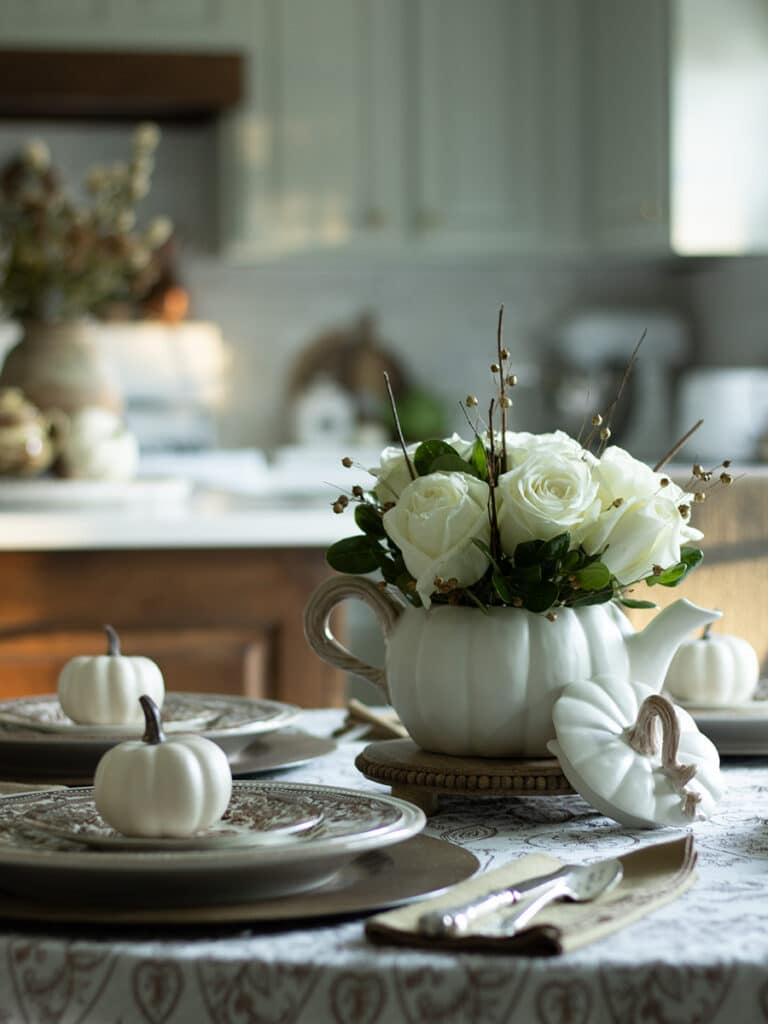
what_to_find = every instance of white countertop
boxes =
[0,488,354,551]
[0,448,375,551]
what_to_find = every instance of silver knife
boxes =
[417,857,623,938]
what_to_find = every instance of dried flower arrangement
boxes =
[327,309,731,615]
[0,124,172,323]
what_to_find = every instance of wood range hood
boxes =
[0,49,243,120]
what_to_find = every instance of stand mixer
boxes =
[550,310,689,464]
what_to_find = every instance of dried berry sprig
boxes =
[582,331,645,455]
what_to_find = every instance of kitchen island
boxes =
[0,465,765,706]
[0,488,353,706]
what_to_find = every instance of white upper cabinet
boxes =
[586,0,768,256]
[409,0,584,254]
[585,0,671,253]
[225,0,585,259]
[221,0,407,259]
[5,0,768,258]
[0,0,252,48]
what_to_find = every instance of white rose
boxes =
[495,447,601,553]
[581,446,703,583]
[504,430,595,470]
[581,495,703,584]
[591,446,670,503]
[371,434,474,502]
[382,471,491,608]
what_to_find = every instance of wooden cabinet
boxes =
[0,548,345,707]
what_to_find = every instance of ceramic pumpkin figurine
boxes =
[58,624,164,725]
[549,675,723,829]
[94,695,232,837]
[663,623,760,707]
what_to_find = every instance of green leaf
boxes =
[646,562,688,588]
[413,440,461,476]
[472,538,503,574]
[523,581,559,613]
[492,572,515,604]
[512,564,542,584]
[514,540,545,567]
[429,453,480,477]
[575,562,611,591]
[619,597,658,609]
[569,589,614,607]
[326,536,382,574]
[644,547,703,589]
[470,436,489,481]
[354,503,386,538]
[561,549,582,572]
[681,546,704,572]
[541,533,570,563]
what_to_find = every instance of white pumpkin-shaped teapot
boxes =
[304,576,721,757]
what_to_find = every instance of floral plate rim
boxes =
[0,780,426,868]
[0,693,301,743]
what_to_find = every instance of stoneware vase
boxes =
[0,320,122,416]
[304,575,721,757]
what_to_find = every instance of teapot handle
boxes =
[303,575,404,701]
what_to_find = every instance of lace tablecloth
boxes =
[0,709,766,1024]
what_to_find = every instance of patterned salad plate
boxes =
[0,692,299,741]
[0,781,426,906]
[0,694,308,783]
[0,693,222,737]
[18,790,324,851]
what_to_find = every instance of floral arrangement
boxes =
[0,124,172,323]
[327,311,731,615]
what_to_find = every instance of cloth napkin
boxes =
[366,834,696,956]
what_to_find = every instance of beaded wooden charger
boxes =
[355,739,573,815]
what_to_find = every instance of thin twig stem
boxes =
[596,329,647,455]
[458,401,482,441]
[487,399,501,563]
[383,371,415,481]
[653,419,704,473]
[496,306,507,470]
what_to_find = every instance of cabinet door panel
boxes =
[587,0,671,251]
[413,0,540,244]
[226,0,375,256]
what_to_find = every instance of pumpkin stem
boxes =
[701,622,713,641]
[140,695,165,745]
[104,624,121,657]
[625,694,700,819]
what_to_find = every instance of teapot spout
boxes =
[625,599,722,692]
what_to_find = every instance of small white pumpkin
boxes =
[664,624,760,707]
[58,625,165,725]
[94,695,232,837]
[548,675,724,829]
